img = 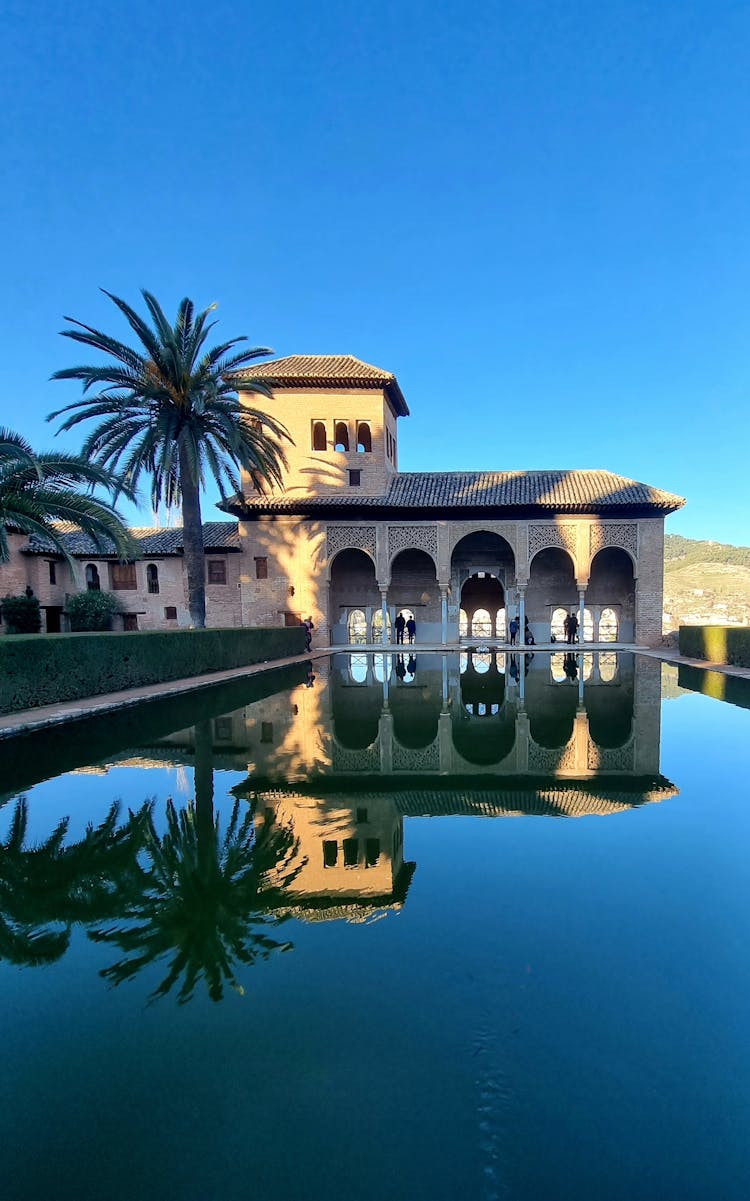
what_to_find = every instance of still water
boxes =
[1,652,748,1201]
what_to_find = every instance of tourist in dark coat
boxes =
[395,612,406,644]
[567,612,579,644]
[509,616,519,646]
[406,616,416,644]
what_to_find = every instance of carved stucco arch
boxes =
[449,524,519,561]
[387,524,440,578]
[587,523,639,576]
[325,525,377,581]
[527,522,580,577]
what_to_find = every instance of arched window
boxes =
[459,651,468,674]
[551,652,567,682]
[599,651,617,682]
[347,609,367,644]
[582,652,594,680]
[373,654,391,682]
[551,607,568,642]
[356,422,372,453]
[459,608,468,636]
[472,608,493,638]
[311,421,327,451]
[599,608,618,642]
[334,422,350,452]
[583,608,594,642]
[371,609,392,641]
[495,609,506,640]
[85,563,100,592]
[349,653,368,683]
[471,651,491,674]
[146,564,159,595]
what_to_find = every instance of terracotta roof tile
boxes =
[233,354,409,416]
[228,470,685,515]
[22,521,240,557]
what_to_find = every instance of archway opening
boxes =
[588,548,635,643]
[389,548,439,643]
[528,547,576,641]
[330,548,379,646]
[451,532,515,643]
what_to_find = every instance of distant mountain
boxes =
[663,534,750,632]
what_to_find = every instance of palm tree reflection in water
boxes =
[0,795,148,968]
[90,723,300,1004]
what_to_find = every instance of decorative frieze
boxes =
[528,522,578,559]
[387,523,439,562]
[587,740,635,772]
[527,738,577,773]
[589,522,638,561]
[326,524,377,561]
[332,739,381,773]
[392,741,440,772]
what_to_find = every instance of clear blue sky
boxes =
[1,0,748,541]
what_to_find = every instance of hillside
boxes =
[663,534,750,631]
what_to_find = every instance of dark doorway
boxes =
[44,606,63,633]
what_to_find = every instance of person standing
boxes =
[524,616,535,646]
[303,615,314,652]
[509,615,519,646]
[406,616,416,645]
[395,612,406,644]
[567,612,578,644]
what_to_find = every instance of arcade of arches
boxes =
[327,526,638,646]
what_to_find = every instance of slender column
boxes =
[380,588,388,645]
[578,657,585,705]
[441,654,448,707]
[440,586,448,645]
[578,586,586,645]
[382,661,389,705]
[518,586,526,647]
[519,658,526,705]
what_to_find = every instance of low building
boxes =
[1,354,684,643]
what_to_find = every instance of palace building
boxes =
[1,354,684,642]
[223,355,684,647]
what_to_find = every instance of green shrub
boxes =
[67,590,121,631]
[679,625,750,669]
[0,626,307,713]
[1,593,42,634]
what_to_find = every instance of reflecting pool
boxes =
[1,653,749,1201]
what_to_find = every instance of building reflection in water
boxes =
[150,651,673,925]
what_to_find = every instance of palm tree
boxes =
[49,290,290,627]
[0,795,149,969]
[0,428,135,565]
[90,723,300,1004]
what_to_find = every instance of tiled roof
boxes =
[22,521,240,557]
[226,469,685,515]
[232,354,409,416]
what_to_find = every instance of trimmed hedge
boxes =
[678,663,750,712]
[0,661,308,796]
[679,625,750,669]
[0,626,306,715]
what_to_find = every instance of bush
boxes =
[0,626,307,713]
[67,590,121,632]
[1,593,41,634]
[679,625,750,669]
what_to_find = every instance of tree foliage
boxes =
[67,589,122,631]
[0,428,135,566]
[49,290,290,627]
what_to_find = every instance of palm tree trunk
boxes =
[179,440,206,628]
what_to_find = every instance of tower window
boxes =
[356,422,372,453]
[47,560,57,585]
[254,556,268,579]
[85,563,100,592]
[146,563,159,594]
[334,422,350,452]
[348,470,361,487]
[311,421,327,451]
